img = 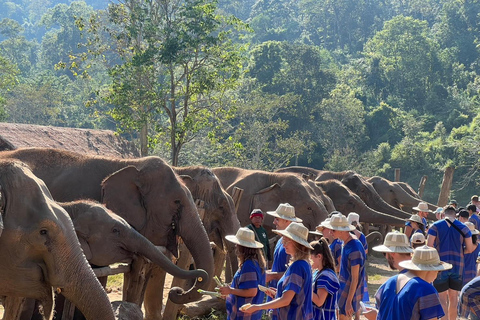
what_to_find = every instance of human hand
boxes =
[363,307,378,320]
[217,286,231,296]
[346,303,354,317]
[240,303,256,314]
[266,287,276,298]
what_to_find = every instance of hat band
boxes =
[412,256,441,265]
[383,240,410,247]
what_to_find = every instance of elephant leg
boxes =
[162,243,192,320]
[144,266,167,320]
[3,296,27,320]
[123,256,153,305]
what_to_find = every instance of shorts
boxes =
[433,270,463,292]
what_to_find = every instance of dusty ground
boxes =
[0,255,395,319]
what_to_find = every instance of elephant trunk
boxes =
[368,196,411,220]
[58,251,115,320]
[359,205,407,227]
[128,228,208,281]
[168,207,214,304]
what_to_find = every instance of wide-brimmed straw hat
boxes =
[373,231,413,253]
[267,203,303,223]
[465,222,479,235]
[225,227,264,249]
[322,213,356,231]
[407,214,424,226]
[398,245,452,271]
[413,202,432,213]
[273,222,314,249]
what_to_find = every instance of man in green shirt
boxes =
[247,209,272,266]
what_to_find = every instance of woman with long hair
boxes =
[310,238,340,320]
[241,222,313,319]
[219,227,266,320]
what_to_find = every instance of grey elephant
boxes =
[368,176,437,220]
[0,160,115,320]
[0,147,214,318]
[212,167,330,235]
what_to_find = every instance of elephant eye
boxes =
[112,227,120,234]
[307,207,312,210]
[40,229,48,236]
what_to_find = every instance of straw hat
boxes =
[309,229,323,236]
[465,222,479,235]
[225,227,264,249]
[373,231,413,253]
[398,246,452,271]
[413,202,432,213]
[411,232,426,245]
[407,214,424,226]
[322,213,356,231]
[273,222,314,249]
[347,212,360,225]
[266,203,303,223]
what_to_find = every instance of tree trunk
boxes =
[437,167,455,207]
[140,123,148,157]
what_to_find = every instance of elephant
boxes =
[0,148,214,310]
[315,180,407,227]
[211,167,330,235]
[367,176,437,220]
[277,166,411,220]
[397,181,421,198]
[0,160,115,320]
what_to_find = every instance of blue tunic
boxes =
[469,214,480,230]
[338,238,366,315]
[375,275,445,320]
[272,259,313,320]
[330,238,343,267]
[226,259,265,320]
[464,244,480,285]
[270,239,290,289]
[357,232,369,302]
[313,268,339,320]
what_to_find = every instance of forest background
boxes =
[1,0,480,206]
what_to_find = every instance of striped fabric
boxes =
[338,238,366,315]
[375,275,444,320]
[272,259,313,320]
[269,239,290,290]
[428,219,472,276]
[469,214,480,230]
[313,268,339,320]
[459,276,480,318]
[330,238,343,267]
[463,244,480,285]
[226,259,265,320]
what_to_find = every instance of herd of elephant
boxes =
[0,147,436,320]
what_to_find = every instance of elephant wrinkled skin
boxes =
[0,160,115,320]
[0,148,214,307]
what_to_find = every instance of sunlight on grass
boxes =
[106,273,124,289]
[369,274,384,281]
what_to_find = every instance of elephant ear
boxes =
[78,236,93,261]
[179,175,195,190]
[254,183,280,195]
[101,166,147,232]
[252,183,281,210]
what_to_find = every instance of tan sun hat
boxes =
[399,245,452,271]
[465,221,479,235]
[347,212,360,225]
[273,222,314,249]
[225,227,264,249]
[266,203,303,223]
[407,214,424,226]
[411,232,426,245]
[373,231,413,253]
[413,202,432,213]
[322,213,356,231]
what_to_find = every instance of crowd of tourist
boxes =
[217,196,480,320]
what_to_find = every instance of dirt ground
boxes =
[0,254,395,319]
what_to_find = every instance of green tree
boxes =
[0,53,18,120]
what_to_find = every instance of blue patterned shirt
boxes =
[226,259,265,320]
[313,268,339,320]
[270,239,290,289]
[272,259,313,320]
[375,275,444,320]
[464,244,480,285]
[460,276,480,318]
[330,238,343,267]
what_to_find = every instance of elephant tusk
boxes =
[155,246,167,254]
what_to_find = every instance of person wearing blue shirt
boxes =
[220,227,266,320]
[405,202,431,239]
[463,222,480,286]
[373,246,452,320]
[241,222,314,320]
[310,238,340,320]
[324,213,366,320]
[468,204,480,230]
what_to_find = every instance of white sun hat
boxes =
[322,213,356,231]
[413,202,433,213]
[465,221,479,235]
[411,232,426,245]
[225,227,264,249]
[373,231,413,253]
[273,222,314,249]
[399,245,452,271]
[266,203,302,223]
[347,212,360,225]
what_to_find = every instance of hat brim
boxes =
[398,260,452,271]
[273,229,314,250]
[372,244,413,253]
[407,218,424,225]
[412,206,433,213]
[309,230,323,236]
[266,211,303,223]
[225,235,264,249]
[322,221,356,231]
